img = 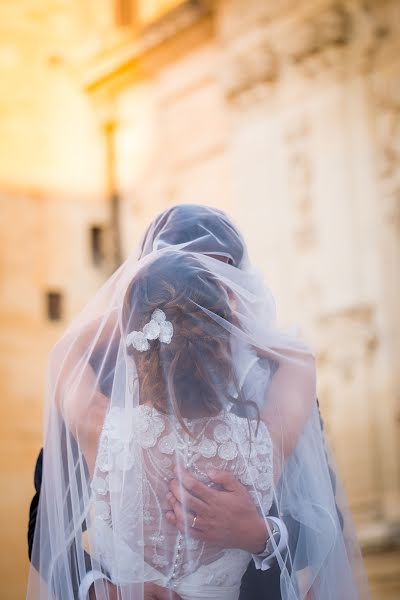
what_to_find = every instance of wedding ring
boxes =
[191,514,197,528]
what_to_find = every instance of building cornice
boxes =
[80,1,214,103]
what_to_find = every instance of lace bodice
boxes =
[89,405,274,597]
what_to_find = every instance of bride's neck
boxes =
[142,396,222,419]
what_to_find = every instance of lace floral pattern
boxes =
[90,405,274,589]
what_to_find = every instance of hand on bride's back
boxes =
[166,468,267,554]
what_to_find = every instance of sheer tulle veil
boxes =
[27,204,370,599]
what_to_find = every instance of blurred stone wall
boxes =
[0,1,399,598]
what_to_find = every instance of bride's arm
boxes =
[253,345,316,481]
[51,309,120,475]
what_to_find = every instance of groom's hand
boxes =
[166,469,267,554]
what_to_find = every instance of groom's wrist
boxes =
[245,515,268,554]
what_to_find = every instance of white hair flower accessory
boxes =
[126,309,174,352]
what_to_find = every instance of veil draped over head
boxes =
[28,205,369,600]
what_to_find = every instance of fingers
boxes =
[174,468,215,504]
[165,510,177,525]
[166,495,207,533]
[166,509,207,541]
[207,469,241,492]
[168,479,209,517]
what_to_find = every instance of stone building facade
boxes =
[0,1,399,598]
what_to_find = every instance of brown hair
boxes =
[124,251,258,432]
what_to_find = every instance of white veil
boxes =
[27,205,369,600]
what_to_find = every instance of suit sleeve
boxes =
[28,448,43,561]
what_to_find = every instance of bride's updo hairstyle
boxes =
[124,250,257,428]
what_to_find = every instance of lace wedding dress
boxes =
[89,405,274,600]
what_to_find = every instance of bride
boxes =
[27,205,369,600]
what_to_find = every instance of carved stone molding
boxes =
[217,0,297,41]
[221,34,278,102]
[316,304,377,361]
[220,0,400,104]
[317,304,378,358]
[315,304,378,437]
[371,76,400,232]
[287,3,351,65]
[284,117,317,252]
[357,0,400,72]
[220,2,353,102]
[369,69,400,405]
[82,0,213,100]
